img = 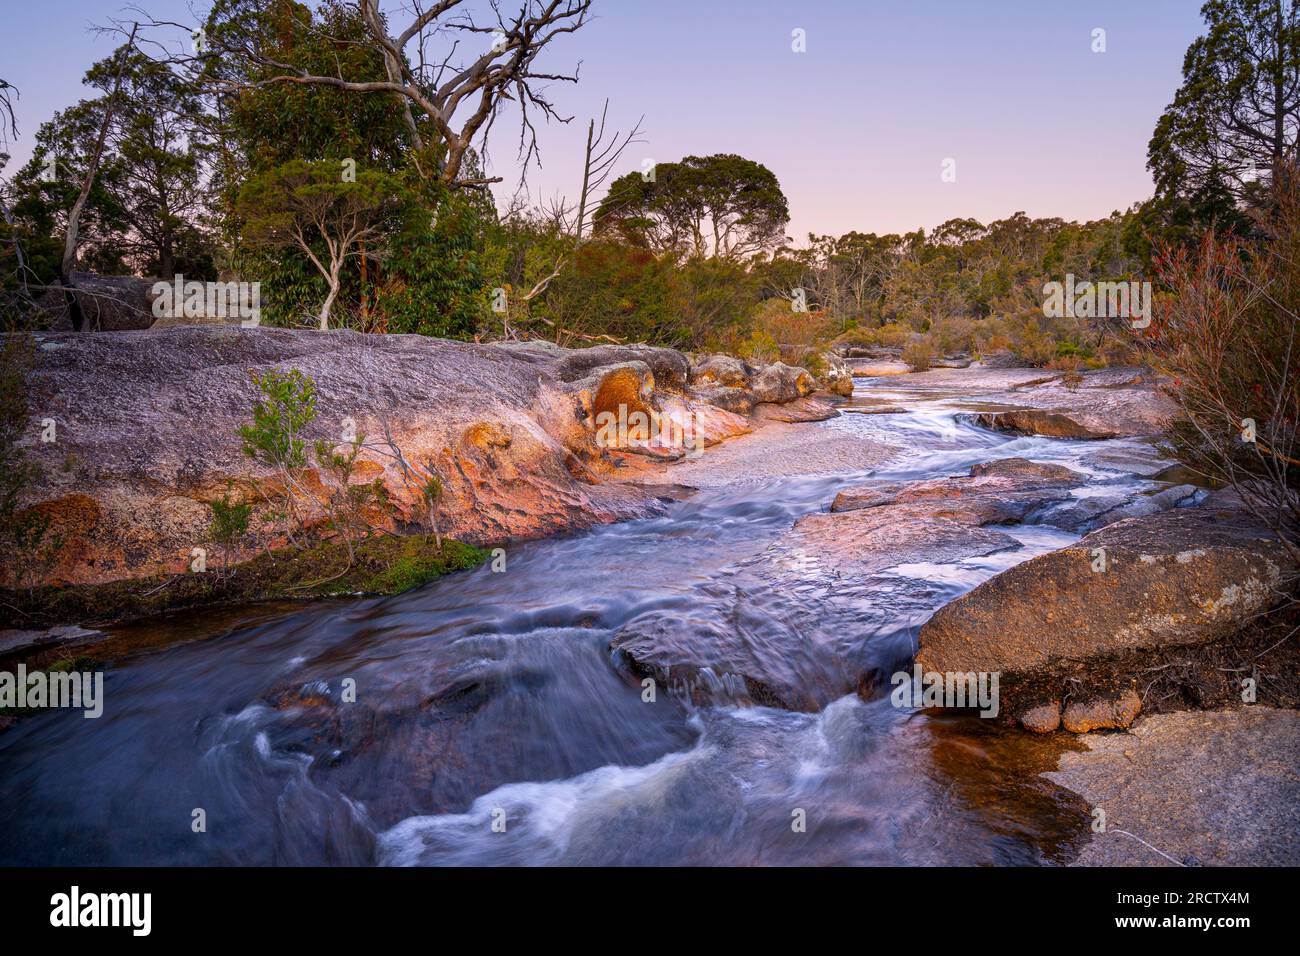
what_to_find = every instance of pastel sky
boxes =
[0,0,1207,241]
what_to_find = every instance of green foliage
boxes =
[737,328,780,364]
[207,490,253,572]
[537,240,678,343]
[313,434,392,557]
[378,185,483,339]
[235,159,405,327]
[901,336,936,372]
[1148,0,1300,205]
[595,154,789,260]
[208,493,252,544]
[4,46,214,285]
[366,539,485,594]
[221,0,411,177]
[237,368,318,471]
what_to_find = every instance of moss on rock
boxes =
[1,534,487,629]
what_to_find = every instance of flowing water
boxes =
[0,377,1179,866]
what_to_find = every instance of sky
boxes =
[0,0,1208,242]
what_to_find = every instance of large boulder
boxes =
[754,396,839,423]
[555,344,690,394]
[816,352,855,396]
[688,383,757,416]
[750,362,815,404]
[32,272,159,331]
[917,502,1298,679]
[962,409,1123,440]
[831,457,1088,525]
[689,353,752,389]
[2,329,703,588]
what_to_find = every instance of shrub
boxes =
[901,336,936,371]
[207,490,253,575]
[237,368,318,545]
[737,328,781,364]
[1151,165,1300,558]
[314,435,391,563]
[931,316,977,354]
[875,322,913,349]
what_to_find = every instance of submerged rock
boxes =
[1043,482,1201,533]
[611,501,1022,713]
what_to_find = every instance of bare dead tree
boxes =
[520,99,642,302]
[120,1,591,189]
[0,79,18,150]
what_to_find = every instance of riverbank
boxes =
[1,534,486,633]
[1,352,1295,865]
[0,329,836,629]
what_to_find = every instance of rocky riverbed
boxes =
[1,335,1295,866]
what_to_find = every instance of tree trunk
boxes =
[320,266,341,330]
[575,118,594,243]
[61,25,137,331]
[1275,2,1286,164]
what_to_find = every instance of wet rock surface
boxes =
[1046,708,1300,866]
[754,396,839,423]
[831,457,1088,525]
[611,507,1021,712]
[916,365,1176,438]
[917,503,1296,687]
[4,357,1294,866]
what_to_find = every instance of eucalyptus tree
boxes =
[595,154,790,261]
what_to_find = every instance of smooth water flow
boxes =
[0,378,1174,865]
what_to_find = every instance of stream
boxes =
[0,375,1178,866]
